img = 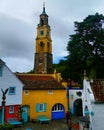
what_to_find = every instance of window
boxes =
[40,42,44,47]
[9,87,16,95]
[40,18,44,26]
[9,106,14,114]
[40,104,44,111]
[40,42,44,51]
[0,65,3,76]
[52,103,64,112]
[24,90,29,95]
[36,103,46,112]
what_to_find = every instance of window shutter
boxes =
[44,103,47,112]
[0,65,3,76]
[36,104,39,112]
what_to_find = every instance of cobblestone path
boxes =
[13,117,78,130]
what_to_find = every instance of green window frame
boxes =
[9,87,16,95]
[36,103,46,112]
[0,65,3,76]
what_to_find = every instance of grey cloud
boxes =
[0,13,34,59]
[0,0,104,72]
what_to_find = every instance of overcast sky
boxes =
[0,0,104,72]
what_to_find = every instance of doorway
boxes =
[74,99,83,116]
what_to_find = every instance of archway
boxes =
[51,103,65,120]
[74,99,83,116]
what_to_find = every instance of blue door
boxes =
[52,103,65,120]
[22,106,29,123]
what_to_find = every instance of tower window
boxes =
[40,42,44,51]
[40,18,44,26]
[40,42,44,48]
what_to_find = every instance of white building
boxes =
[69,88,83,116]
[0,59,23,123]
[81,76,94,130]
[69,73,95,130]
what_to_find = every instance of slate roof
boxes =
[90,79,104,102]
[0,59,5,65]
[16,74,66,90]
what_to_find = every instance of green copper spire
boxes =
[41,2,47,15]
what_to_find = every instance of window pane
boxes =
[9,87,16,95]
[40,104,44,111]
[9,106,14,114]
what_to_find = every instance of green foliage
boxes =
[53,60,69,80]
[66,13,104,82]
[0,124,13,130]
[27,69,34,74]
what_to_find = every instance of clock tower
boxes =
[34,4,53,74]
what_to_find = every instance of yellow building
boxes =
[17,74,67,122]
[17,4,68,122]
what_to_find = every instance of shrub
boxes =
[0,123,13,130]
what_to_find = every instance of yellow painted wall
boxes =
[36,26,52,54]
[22,89,68,120]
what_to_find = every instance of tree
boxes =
[53,60,69,80]
[67,13,104,82]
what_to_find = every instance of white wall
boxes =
[0,64,23,106]
[69,89,83,114]
[82,78,95,130]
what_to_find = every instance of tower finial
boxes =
[42,2,46,14]
[43,2,45,8]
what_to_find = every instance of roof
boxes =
[16,74,66,90]
[0,59,5,65]
[90,79,104,102]
[40,5,48,16]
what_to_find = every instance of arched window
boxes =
[52,103,64,111]
[40,18,44,26]
[40,42,44,51]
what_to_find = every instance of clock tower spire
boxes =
[34,4,53,74]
